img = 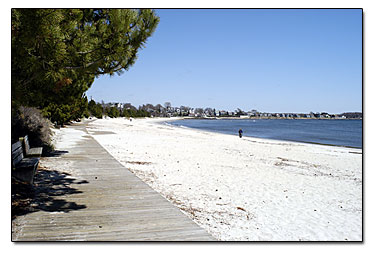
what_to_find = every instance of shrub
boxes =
[12,106,53,153]
[107,106,120,118]
[88,99,103,118]
[42,96,89,125]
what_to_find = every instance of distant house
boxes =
[247,110,258,117]
[320,112,331,118]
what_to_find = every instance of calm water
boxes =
[167,119,362,148]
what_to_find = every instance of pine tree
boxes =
[12,9,159,123]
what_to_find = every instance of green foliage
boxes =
[42,104,70,126]
[121,108,150,118]
[12,8,159,124]
[107,106,120,118]
[136,109,151,117]
[121,109,132,118]
[88,99,103,118]
[42,95,89,125]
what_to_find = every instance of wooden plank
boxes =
[28,147,43,156]
[22,135,43,157]
[24,135,30,154]
[12,120,215,241]
[17,225,213,241]
[12,140,22,152]
[16,157,39,168]
[12,141,24,167]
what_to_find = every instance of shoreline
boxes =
[181,116,362,120]
[160,117,362,150]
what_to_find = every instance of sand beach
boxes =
[32,116,362,241]
[76,117,362,241]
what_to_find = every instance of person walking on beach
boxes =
[238,128,243,138]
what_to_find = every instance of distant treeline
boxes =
[338,112,363,119]
[88,99,150,119]
[91,101,362,119]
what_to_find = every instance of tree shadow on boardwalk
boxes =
[12,166,88,220]
[43,150,69,157]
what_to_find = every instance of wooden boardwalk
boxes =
[12,121,215,241]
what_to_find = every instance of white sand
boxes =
[51,126,87,150]
[85,117,362,241]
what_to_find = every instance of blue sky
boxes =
[86,9,362,114]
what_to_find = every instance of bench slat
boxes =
[12,141,22,152]
[28,147,43,156]
[11,146,23,160]
[12,141,24,167]
[16,157,39,169]
[21,135,43,157]
[12,153,23,167]
[11,140,39,184]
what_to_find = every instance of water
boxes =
[167,119,362,148]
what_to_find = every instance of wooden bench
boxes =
[19,135,43,157]
[12,141,40,184]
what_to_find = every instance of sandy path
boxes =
[86,117,362,241]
